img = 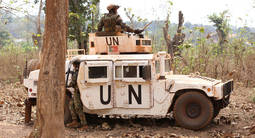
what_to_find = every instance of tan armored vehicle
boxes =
[88,32,152,55]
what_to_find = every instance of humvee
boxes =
[23,33,233,130]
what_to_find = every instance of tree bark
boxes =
[163,11,185,58]
[172,11,185,56]
[29,0,69,137]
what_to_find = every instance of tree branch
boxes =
[163,14,173,58]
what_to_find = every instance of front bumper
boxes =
[215,80,233,109]
[223,80,234,97]
[215,94,231,109]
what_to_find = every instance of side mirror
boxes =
[142,65,151,80]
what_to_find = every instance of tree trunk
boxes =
[29,0,69,137]
[163,14,173,58]
[163,11,185,73]
[37,0,43,35]
[92,1,100,32]
[171,11,185,56]
[163,11,185,58]
[32,0,43,49]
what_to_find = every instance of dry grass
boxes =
[0,45,39,82]
[174,36,255,87]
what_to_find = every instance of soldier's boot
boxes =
[66,120,80,128]
[78,125,88,131]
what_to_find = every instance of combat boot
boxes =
[66,120,80,128]
[78,125,88,131]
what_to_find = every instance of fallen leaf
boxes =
[17,103,23,107]
[250,126,255,134]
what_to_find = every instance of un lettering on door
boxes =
[114,83,151,108]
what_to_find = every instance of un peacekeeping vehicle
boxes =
[24,32,233,130]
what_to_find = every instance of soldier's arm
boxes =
[116,16,135,33]
[97,17,104,31]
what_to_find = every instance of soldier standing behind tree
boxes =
[98,4,143,34]
[66,62,88,131]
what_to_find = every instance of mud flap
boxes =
[64,94,72,124]
[24,99,32,124]
[24,98,36,124]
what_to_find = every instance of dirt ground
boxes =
[0,81,255,138]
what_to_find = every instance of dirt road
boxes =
[0,81,254,138]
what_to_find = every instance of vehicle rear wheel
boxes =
[64,93,72,124]
[173,91,213,130]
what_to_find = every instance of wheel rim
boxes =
[186,103,201,118]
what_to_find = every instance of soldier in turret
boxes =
[98,4,143,34]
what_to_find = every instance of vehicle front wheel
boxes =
[173,91,213,130]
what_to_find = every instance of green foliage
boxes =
[0,42,37,55]
[68,0,100,50]
[252,88,255,103]
[0,0,31,16]
[208,10,229,31]
[208,10,230,49]
[0,30,11,47]
[194,26,205,33]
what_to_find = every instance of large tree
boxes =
[29,0,69,137]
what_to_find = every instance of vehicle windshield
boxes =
[155,59,171,73]
[165,59,171,72]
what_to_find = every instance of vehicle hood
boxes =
[165,74,222,86]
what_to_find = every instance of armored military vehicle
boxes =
[23,32,152,124]
[23,33,233,130]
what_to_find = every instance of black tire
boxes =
[64,93,72,124]
[173,91,214,130]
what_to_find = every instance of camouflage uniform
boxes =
[68,69,87,126]
[97,4,143,34]
[98,13,135,33]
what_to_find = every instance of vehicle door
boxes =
[114,60,152,108]
[81,61,113,110]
